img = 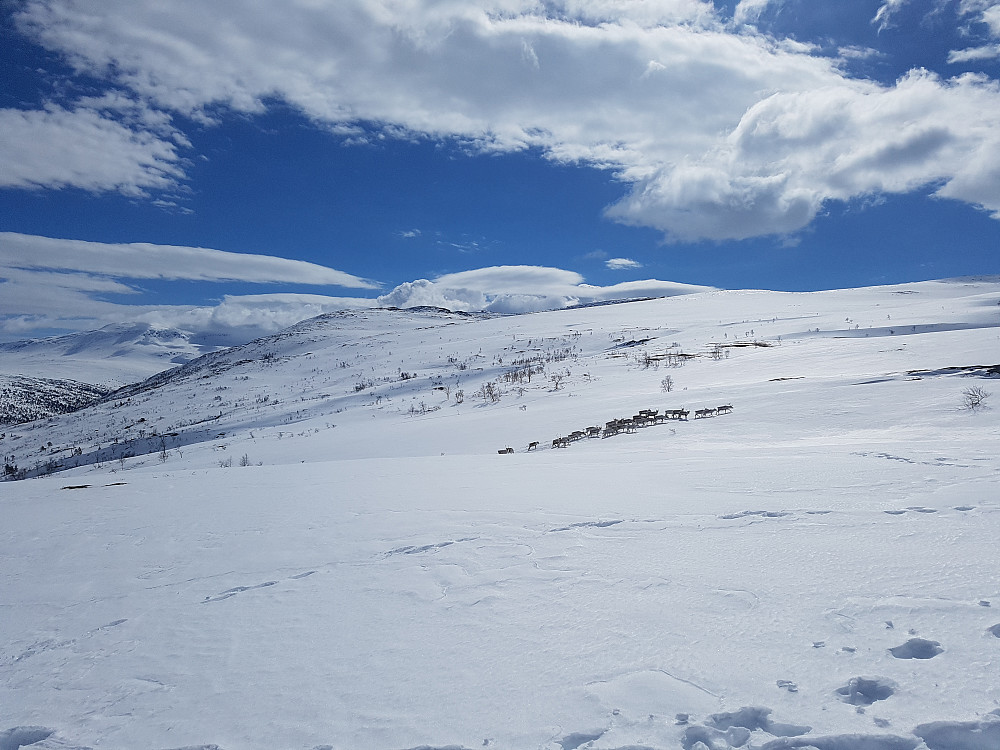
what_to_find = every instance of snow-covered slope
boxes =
[1,280,999,750]
[0,375,108,426]
[0,322,220,388]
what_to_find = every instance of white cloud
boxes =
[608,69,1000,239]
[605,257,642,270]
[376,279,488,311]
[0,233,379,342]
[133,294,377,340]
[0,233,377,288]
[0,105,184,195]
[10,1,1000,241]
[377,265,711,313]
[873,0,912,31]
[948,43,1000,61]
[948,2,1000,60]
[733,0,778,26]
[982,3,1000,34]
[0,285,377,344]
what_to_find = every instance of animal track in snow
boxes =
[549,519,623,532]
[718,510,791,521]
[889,638,943,659]
[835,677,897,705]
[202,580,277,603]
[853,451,973,469]
[384,537,476,556]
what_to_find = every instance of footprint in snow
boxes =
[0,726,54,750]
[835,676,896,705]
[889,638,943,659]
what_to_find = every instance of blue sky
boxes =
[2,0,999,343]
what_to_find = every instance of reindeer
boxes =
[694,408,716,419]
[717,404,733,414]
[498,447,514,454]
[527,441,539,451]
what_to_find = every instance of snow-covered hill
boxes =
[0,375,108,426]
[0,322,220,388]
[1,280,999,750]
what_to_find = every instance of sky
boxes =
[2,0,1000,344]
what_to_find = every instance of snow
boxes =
[0,323,218,388]
[1,280,999,750]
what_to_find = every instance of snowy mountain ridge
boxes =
[2,279,1000,750]
[0,321,221,388]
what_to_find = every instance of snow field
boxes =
[1,279,999,749]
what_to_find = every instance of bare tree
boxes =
[661,375,674,393]
[479,382,501,403]
[963,385,991,411]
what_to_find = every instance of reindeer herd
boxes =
[498,403,733,454]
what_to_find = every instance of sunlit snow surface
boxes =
[2,280,999,749]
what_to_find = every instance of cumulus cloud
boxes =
[377,265,711,313]
[0,233,377,287]
[9,1,1000,240]
[608,69,1000,239]
[605,257,642,270]
[376,279,488,311]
